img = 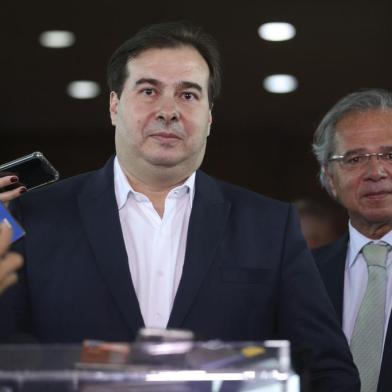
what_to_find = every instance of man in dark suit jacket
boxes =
[312,88,392,392]
[0,21,359,391]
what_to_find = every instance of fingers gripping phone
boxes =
[0,152,59,192]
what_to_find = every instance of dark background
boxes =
[2,0,392,222]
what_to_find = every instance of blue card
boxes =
[0,202,25,243]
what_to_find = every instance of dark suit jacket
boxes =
[314,236,392,392]
[0,158,359,391]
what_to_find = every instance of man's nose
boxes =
[156,96,180,122]
[364,155,388,180]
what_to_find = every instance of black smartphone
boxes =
[0,152,59,192]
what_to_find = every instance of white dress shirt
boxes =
[343,222,392,348]
[113,157,195,328]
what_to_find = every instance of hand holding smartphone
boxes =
[0,152,59,192]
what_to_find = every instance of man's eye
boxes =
[345,155,363,165]
[182,92,197,100]
[142,88,155,96]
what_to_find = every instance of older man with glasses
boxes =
[313,88,392,392]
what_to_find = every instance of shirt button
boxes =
[157,270,164,277]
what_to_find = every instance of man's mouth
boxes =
[149,131,182,142]
[151,132,180,138]
[361,190,392,200]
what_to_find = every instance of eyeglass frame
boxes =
[328,151,392,169]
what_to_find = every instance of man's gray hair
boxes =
[312,88,392,196]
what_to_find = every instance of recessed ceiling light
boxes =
[39,30,76,48]
[258,22,296,42]
[66,81,101,99]
[263,74,298,94]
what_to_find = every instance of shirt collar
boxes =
[347,221,392,268]
[167,172,196,209]
[113,156,196,210]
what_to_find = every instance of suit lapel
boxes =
[315,235,348,324]
[78,158,144,335]
[168,171,230,328]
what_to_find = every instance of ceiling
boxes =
[2,0,392,209]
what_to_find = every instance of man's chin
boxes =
[143,148,205,173]
[146,154,185,168]
[360,208,392,226]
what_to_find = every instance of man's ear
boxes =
[323,165,337,198]
[109,91,119,126]
[207,110,212,136]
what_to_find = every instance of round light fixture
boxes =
[258,23,296,42]
[66,80,101,99]
[263,74,298,94]
[39,30,76,48]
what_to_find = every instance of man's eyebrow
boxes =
[343,146,392,155]
[380,145,392,151]
[177,81,203,92]
[133,79,203,93]
[343,148,368,156]
[134,78,161,87]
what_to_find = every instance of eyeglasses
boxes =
[329,151,392,169]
